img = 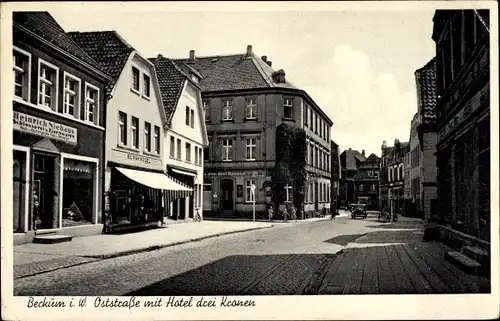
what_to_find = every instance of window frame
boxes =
[185,106,190,126]
[131,116,139,149]
[144,122,152,152]
[153,125,160,154]
[84,82,100,125]
[245,97,257,119]
[169,136,175,158]
[203,100,210,122]
[222,139,233,161]
[118,111,127,146]
[37,58,59,111]
[190,109,195,128]
[245,137,257,161]
[283,97,293,119]
[176,138,182,160]
[222,100,233,121]
[245,179,256,203]
[185,142,192,163]
[13,46,32,102]
[62,71,81,118]
[142,73,151,98]
[131,66,140,93]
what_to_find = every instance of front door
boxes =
[33,153,57,229]
[220,179,234,210]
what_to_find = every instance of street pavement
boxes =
[14,214,490,296]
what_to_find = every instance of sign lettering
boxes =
[205,170,264,177]
[126,153,151,164]
[13,111,77,144]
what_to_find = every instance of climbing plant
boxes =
[272,123,307,214]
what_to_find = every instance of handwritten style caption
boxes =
[27,296,256,309]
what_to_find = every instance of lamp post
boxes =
[251,184,256,223]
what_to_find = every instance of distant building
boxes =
[174,46,333,218]
[432,10,490,241]
[415,58,438,221]
[330,140,340,206]
[379,139,409,214]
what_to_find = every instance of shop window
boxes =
[284,97,293,119]
[13,47,31,101]
[63,72,80,118]
[245,179,255,203]
[62,158,95,227]
[246,98,256,119]
[84,83,99,125]
[246,138,256,160]
[38,59,58,110]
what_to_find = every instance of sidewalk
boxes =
[316,217,491,294]
[14,221,273,279]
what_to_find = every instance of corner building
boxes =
[174,46,333,218]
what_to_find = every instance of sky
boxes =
[49,4,437,157]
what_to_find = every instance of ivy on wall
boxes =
[272,123,307,213]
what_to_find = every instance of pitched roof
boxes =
[148,56,188,123]
[173,53,298,92]
[68,31,134,95]
[415,57,437,125]
[13,12,104,74]
[341,149,366,170]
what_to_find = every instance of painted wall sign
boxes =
[110,148,162,169]
[205,170,264,177]
[13,111,77,144]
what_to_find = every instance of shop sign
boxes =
[13,111,77,144]
[111,148,162,169]
[205,170,264,177]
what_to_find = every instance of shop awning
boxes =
[171,168,197,177]
[116,167,192,191]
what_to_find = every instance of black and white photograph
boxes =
[1,1,498,320]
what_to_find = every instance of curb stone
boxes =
[15,225,275,278]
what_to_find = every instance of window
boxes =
[132,66,140,92]
[246,179,255,203]
[143,74,150,97]
[246,98,256,119]
[195,147,199,164]
[309,110,313,130]
[170,136,175,158]
[222,139,233,161]
[222,100,233,120]
[199,148,203,165]
[154,126,160,154]
[13,48,31,101]
[203,146,209,162]
[144,122,151,152]
[185,142,191,162]
[38,60,58,110]
[190,109,195,128]
[185,106,190,126]
[284,98,293,119]
[118,111,127,145]
[372,184,376,191]
[84,84,99,124]
[203,100,210,122]
[359,184,364,192]
[304,104,308,126]
[63,72,80,117]
[176,139,182,159]
[315,114,319,134]
[246,138,256,160]
[131,117,139,149]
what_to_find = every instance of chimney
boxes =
[261,55,267,62]
[349,148,352,150]
[189,50,195,62]
[362,150,365,157]
[157,54,163,59]
[382,141,387,149]
[246,45,253,57]
[272,69,286,84]
[267,61,272,67]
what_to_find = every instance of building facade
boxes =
[415,58,439,221]
[174,46,333,218]
[432,10,490,241]
[404,113,424,218]
[70,31,191,231]
[150,55,209,221]
[379,139,409,214]
[12,12,110,244]
[353,153,380,209]
[330,140,340,209]
[339,148,366,208]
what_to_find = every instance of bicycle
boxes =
[193,208,202,222]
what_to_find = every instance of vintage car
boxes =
[350,203,367,219]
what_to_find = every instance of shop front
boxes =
[13,107,104,244]
[104,150,192,232]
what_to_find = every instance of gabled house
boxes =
[149,55,209,221]
[353,153,380,208]
[69,31,191,231]
[379,139,409,215]
[339,148,366,207]
[12,12,110,244]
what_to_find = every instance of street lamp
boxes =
[251,184,256,223]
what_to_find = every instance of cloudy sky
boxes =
[46,3,438,156]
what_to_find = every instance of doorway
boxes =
[33,153,58,230]
[13,150,27,233]
[220,179,234,210]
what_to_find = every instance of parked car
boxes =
[350,204,367,219]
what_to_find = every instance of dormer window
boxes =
[272,69,286,84]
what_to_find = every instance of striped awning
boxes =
[116,167,192,191]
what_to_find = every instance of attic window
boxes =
[272,69,286,84]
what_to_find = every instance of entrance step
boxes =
[33,234,73,244]
[445,250,481,275]
[462,245,489,263]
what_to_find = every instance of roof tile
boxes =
[415,58,437,125]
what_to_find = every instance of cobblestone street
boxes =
[14,215,490,296]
